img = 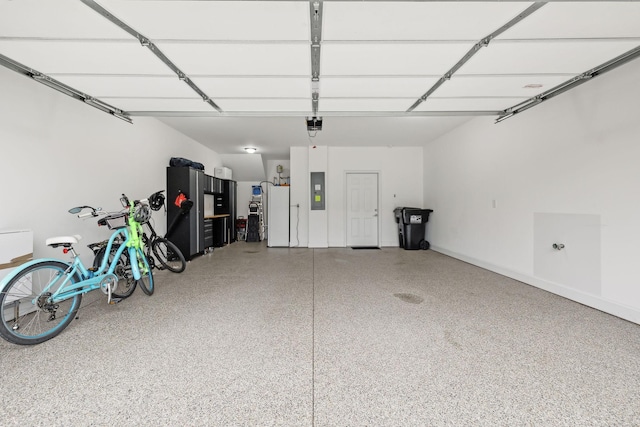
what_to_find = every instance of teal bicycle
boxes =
[0,194,154,345]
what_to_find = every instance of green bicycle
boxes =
[0,193,154,345]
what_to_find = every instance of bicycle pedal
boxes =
[109,298,124,305]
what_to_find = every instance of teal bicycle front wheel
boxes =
[0,261,82,345]
[135,248,154,296]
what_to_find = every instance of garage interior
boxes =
[1,1,640,425]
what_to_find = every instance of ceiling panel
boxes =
[216,98,311,113]
[321,43,473,76]
[414,97,528,112]
[99,0,309,41]
[105,98,217,113]
[1,0,638,156]
[48,75,197,98]
[191,77,310,98]
[458,40,640,75]
[319,99,413,112]
[321,77,438,98]
[0,40,170,75]
[0,0,131,39]
[433,75,572,98]
[157,42,310,76]
[498,2,640,39]
[323,2,529,41]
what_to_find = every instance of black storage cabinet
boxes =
[166,166,205,260]
[223,179,237,242]
[394,207,433,250]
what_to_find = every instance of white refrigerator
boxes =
[268,186,290,247]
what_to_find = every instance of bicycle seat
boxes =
[46,235,82,248]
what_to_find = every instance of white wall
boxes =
[265,159,291,186]
[0,67,221,264]
[423,58,640,324]
[235,160,290,238]
[308,146,329,248]
[327,147,424,247]
[290,147,309,247]
[236,182,255,220]
[289,146,424,248]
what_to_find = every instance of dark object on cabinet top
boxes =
[169,157,204,171]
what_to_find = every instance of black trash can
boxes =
[394,207,434,250]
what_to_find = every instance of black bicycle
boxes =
[142,190,186,273]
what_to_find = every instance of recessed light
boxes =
[244,147,257,154]
[524,83,543,89]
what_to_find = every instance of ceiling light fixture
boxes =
[244,147,257,154]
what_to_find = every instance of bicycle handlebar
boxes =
[69,206,103,218]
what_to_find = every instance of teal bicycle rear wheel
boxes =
[93,245,136,299]
[0,261,81,345]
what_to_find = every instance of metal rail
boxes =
[80,0,222,113]
[406,2,547,112]
[0,53,131,123]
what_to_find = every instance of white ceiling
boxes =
[1,1,639,180]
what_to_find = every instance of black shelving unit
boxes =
[167,166,237,258]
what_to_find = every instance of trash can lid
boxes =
[400,208,433,224]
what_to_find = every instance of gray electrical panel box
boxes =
[310,172,325,210]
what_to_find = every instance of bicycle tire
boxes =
[152,238,186,273]
[0,261,82,345]
[135,248,154,296]
[93,246,136,299]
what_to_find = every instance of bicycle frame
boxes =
[42,228,146,304]
[140,221,158,267]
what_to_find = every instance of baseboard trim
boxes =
[431,245,640,325]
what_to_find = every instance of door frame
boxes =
[344,171,381,248]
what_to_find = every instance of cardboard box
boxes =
[214,167,232,180]
[0,229,34,285]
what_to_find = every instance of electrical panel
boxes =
[310,172,325,210]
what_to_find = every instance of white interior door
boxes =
[346,173,379,247]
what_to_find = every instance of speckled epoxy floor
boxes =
[1,242,639,426]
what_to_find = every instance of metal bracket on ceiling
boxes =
[406,2,548,113]
[496,44,640,123]
[310,0,323,118]
[80,0,223,113]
